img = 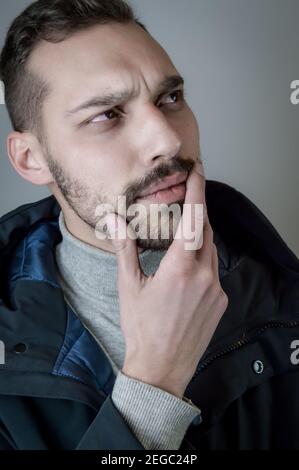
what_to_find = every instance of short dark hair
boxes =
[0,0,148,143]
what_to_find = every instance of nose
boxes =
[134,104,182,167]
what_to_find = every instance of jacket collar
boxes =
[1,180,298,303]
[0,180,298,399]
[205,181,299,280]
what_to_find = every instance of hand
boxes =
[104,162,229,399]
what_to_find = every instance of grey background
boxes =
[0,0,298,255]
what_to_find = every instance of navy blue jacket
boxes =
[0,180,299,450]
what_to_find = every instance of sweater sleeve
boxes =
[111,370,202,450]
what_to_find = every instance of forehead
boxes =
[28,22,177,108]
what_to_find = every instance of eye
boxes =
[88,108,123,125]
[86,90,184,126]
[160,89,184,106]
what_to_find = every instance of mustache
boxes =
[124,157,196,206]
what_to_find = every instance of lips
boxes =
[137,171,188,198]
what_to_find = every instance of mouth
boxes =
[137,171,189,199]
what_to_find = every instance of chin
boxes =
[128,199,185,251]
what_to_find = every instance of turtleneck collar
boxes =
[55,210,169,298]
[55,210,234,303]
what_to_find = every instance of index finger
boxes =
[167,160,207,261]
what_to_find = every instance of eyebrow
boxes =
[65,74,185,116]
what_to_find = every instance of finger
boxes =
[211,242,220,282]
[104,213,142,288]
[167,161,206,261]
[196,216,215,265]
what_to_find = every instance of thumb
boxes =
[104,213,142,286]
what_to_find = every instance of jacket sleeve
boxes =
[77,371,201,450]
[0,392,144,450]
[75,395,145,450]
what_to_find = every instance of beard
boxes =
[44,145,196,250]
[124,199,186,250]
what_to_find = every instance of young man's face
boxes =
[29,21,204,250]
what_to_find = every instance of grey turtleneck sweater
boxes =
[55,210,202,450]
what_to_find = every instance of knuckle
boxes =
[176,271,194,287]
[199,268,214,286]
[212,283,223,298]
[219,290,229,309]
[175,262,197,282]
[113,240,127,253]
[212,289,228,319]
[220,287,228,299]
[209,284,225,306]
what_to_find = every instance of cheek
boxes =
[176,109,200,156]
[171,102,199,139]
[184,107,200,142]
[77,144,131,198]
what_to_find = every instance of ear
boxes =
[6,131,54,186]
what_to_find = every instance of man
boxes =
[0,0,298,450]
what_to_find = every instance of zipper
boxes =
[193,319,299,376]
[63,295,299,381]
